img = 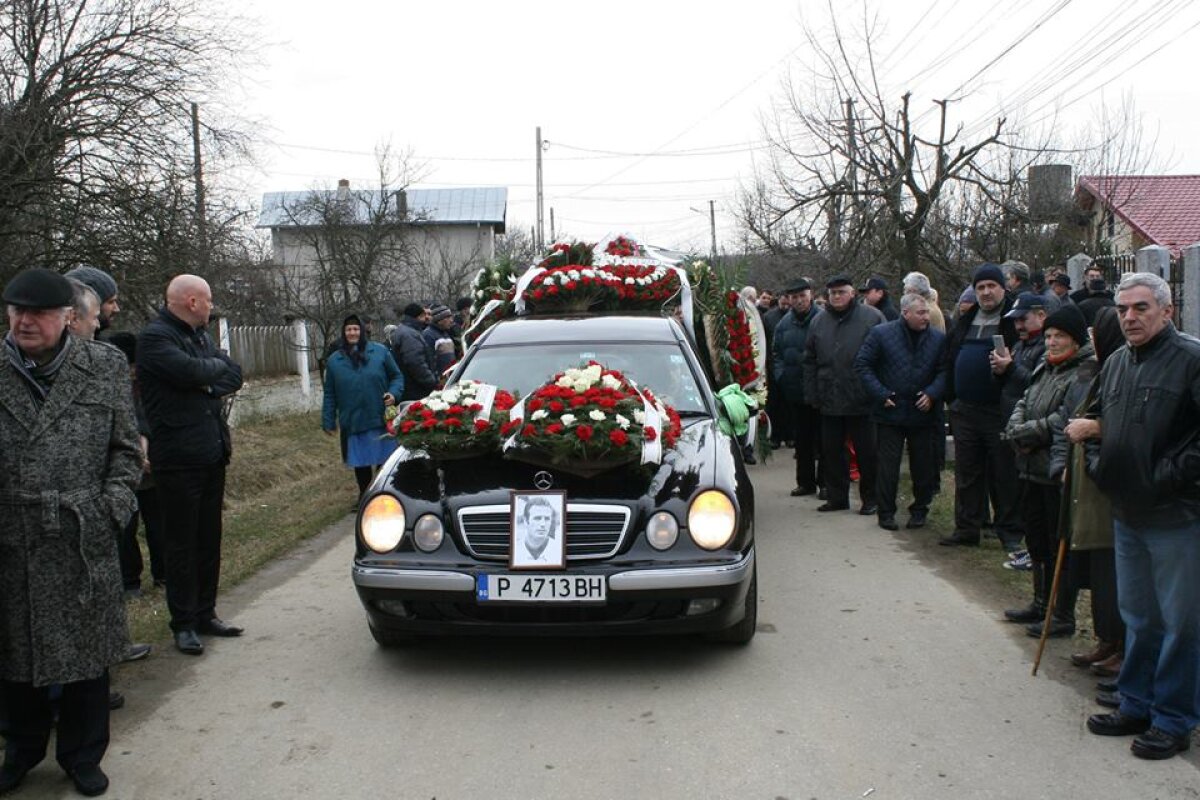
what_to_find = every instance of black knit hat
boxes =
[342,313,362,331]
[402,302,425,319]
[2,268,73,308]
[972,263,1005,287]
[1043,303,1087,346]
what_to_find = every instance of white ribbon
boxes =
[512,264,547,314]
[472,384,497,422]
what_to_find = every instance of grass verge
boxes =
[124,412,356,643]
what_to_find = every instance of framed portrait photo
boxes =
[509,490,567,570]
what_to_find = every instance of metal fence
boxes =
[1093,252,1185,332]
[226,324,318,377]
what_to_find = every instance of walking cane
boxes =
[1033,445,1074,677]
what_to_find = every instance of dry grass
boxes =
[124,412,356,643]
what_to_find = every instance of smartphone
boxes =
[992,334,1008,356]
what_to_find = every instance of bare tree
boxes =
[740,11,1005,288]
[269,148,428,359]
[0,0,256,285]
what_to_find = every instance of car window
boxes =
[458,342,707,414]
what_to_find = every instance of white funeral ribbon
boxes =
[512,264,547,314]
[472,383,497,422]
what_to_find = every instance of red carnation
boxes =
[547,286,559,295]
[575,425,594,441]
[444,417,462,428]
[549,400,565,413]
[528,398,543,412]
[609,429,628,446]
[546,423,564,435]
[532,289,544,300]
[645,426,658,441]
[569,396,588,408]
[474,419,490,432]
[598,397,617,409]
[522,424,537,437]
[421,419,437,429]
[565,280,577,290]
[409,402,425,411]
[400,420,416,434]
[447,405,466,415]
[469,403,483,412]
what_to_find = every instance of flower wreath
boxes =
[386,380,517,459]
[501,362,682,475]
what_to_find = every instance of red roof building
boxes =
[1076,175,1200,256]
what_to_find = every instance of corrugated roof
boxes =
[256,186,507,232]
[1077,175,1200,255]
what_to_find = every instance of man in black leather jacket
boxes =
[1083,272,1200,760]
[137,275,245,656]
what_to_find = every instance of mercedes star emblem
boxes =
[533,471,554,490]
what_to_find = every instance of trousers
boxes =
[157,464,227,632]
[1,672,109,771]
[950,405,1022,549]
[875,423,939,519]
[821,414,876,507]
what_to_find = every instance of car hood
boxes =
[384,417,717,508]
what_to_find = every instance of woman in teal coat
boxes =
[322,314,404,496]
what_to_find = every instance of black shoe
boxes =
[1025,618,1076,638]
[174,629,204,655]
[0,759,36,794]
[122,643,151,663]
[938,533,980,547]
[1087,711,1151,737]
[789,485,817,497]
[817,502,849,512]
[1096,690,1121,709]
[878,517,899,531]
[906,513,927,529]
[1131,727,1192,760]
[1097,679,1119,693]
[858,503,878,516]
[108,691,124,711]
[197,617,244,637]
[67,763,109,796]
[1003,604,1045,623]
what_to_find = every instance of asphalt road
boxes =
[22,457,1199,799]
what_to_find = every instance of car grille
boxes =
[457,504,631,562]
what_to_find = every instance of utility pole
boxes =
[550,207,556,243]
[708,199,717,264]
[191,102,208,272]
[535,126,544,253]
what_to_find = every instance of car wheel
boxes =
[369,623,419,647]
[706,568,757,645]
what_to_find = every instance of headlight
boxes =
[361,494,406,553]
[413,514,444,552]
[688,491,736,550]
[645,512,679,550]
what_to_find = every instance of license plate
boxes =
[476,574,606,603]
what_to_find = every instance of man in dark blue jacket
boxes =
[772,279,822,496]
[854,294,947,530]
[137,275,244,656]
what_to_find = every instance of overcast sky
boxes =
[236,0,1200,254]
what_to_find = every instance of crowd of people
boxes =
[757,263,1197,761]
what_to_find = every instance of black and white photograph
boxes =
[509,491,566,570]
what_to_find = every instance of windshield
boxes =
[457,342,708,414]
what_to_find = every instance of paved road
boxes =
[25,458,1199,798]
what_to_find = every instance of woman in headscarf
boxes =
[1049,307,1126,678]
[322,314,404,497]
[1003,303,1094,638]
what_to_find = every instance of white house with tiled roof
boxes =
[1075,175,1200,256]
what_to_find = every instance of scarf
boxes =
[4,331,73,404]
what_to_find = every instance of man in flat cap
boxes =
[0,269,141,796]
[64,267,120,333]
[772,278,822,496]
[803,275,885,513]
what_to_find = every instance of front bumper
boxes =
[352,547,755,637]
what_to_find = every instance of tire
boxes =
[368,623,419,647]
[706,568,757,645]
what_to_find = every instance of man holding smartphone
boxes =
[941,264,1022,551]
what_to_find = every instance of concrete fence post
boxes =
[293,318,311,397]
[1183,243,1200,336]
[1136,244,1171,280]
[1067,252,1092,294]
[217,317,230,354]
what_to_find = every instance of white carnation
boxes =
[560,413,577,427]
[625,277,635,285]
[615,413,631,430]
[427,400,449,412]
[633,409,645,424]
[588,409,606,422]
[530,409,548,421]
[572,380,590,393]
[601,375,623,391]
[556,376,574,388]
